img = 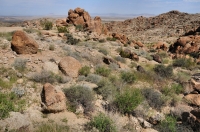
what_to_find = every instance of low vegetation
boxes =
[36,123,69,132]
[95,66,111,77]
[64,86,95,114]
[86,113,116,132]
[79,66,90,76]
[12,58,27,72]
[154,64,173,78]
[41,20,53,30]
[57,26,68,33]
[173,58,196,69]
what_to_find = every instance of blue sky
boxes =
[0,0,199,16]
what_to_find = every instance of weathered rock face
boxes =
[153,41,168,51]
[112,33,128,44]
[152,54,162,63]
[66,7,107,35]
[41,83,66,112]
[184,94,200,106]
[56,19,68,27]
[58,56,82,78]
[169,35,200,55]
[11,30,39,54]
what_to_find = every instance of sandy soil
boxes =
[0,27,24,32]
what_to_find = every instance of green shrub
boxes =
[0,32,13,41]
[85,74,102,84]
[114,88,143,114]
[41,20,53,30]
[154,64,173,78]
[98,48,109,55]
[23,28,38,34]
[65,33,80,45]
[173,58,196,69]
[79,66,90,76]
[36,123,69,132]
[114,56,126,63]
[64,86,95,114]
[86,113,116,132]
[12,58,27,72]
[142,88,167,109]
[95,66,111,77]
[162,84,183,96]
[120,71,135,84]
[106,37,116,41]
[158,115,177,132]
[49,44,55,51]
[57,26,68,33]
[96,79,117,100]
[75,25,83,31]
[99,39,106,43]
[0,92,26,119]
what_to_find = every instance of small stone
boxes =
[17,79,23,84]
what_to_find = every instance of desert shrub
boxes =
[120,71,135,84]
[0,67,17,89]
[49,44,55,51]
[106,37,116,41]
[30,70,57,84]
[114,56,126,63]
[65,33,80,45]
[0,92,26,119]
[95,66,111,77]
[162,84,183,96]
[96,79,117,100]
[85,74,102,84]
[190,52,200,59]
[0,32,13,41]
[64,86,95,114]
[113,88,143,114]
[41,20,53,30]
[23,28,38,33]
[79,66,90,76]
[154,64,173,78]
[86,113,116,132]
[12,58,27,72]
[173,58,196,69]
[98,48,109,55]
[142,88,167,109]
[75,25,83,31]
[99,39,106,43]
[157,115,177,132]
[57,26,68,33]
[36,123,69,132]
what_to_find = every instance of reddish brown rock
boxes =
[152,54,162,63]
[153,41,168,51]
[184,94,200,106]
[58,56,82,78]
[112,33,128,44]
[11,30,39,54]
[120,48,139,61]
[135,41,144,47]
[56,19,68,27]
[41,83,66,112]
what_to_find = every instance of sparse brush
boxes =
[173,58,196,69]
[36,123,69,132]
[86,113,117,132]
[64,86,95,114]
[41,20,53,30]
[120,71,135,84]
[95,66,111,77]
[98,48,109,55]
[154,64,173,78]
[49,44,55,51]
[79,66,90,76]
[12,58,27,72]
[57,26,68,33]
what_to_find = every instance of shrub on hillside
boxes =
[79,66,90,76]
[86,113,116,132]
[120,71,136,84]
[157,115,177,132]
[98,48,109,55]
[95,66,111,77]
[154,64,173,78]
[36,123,69,132]
[57,26,68,33]
[64,86,95,114]
[113,88,143,114]
[41,20,53,30]
[12,58,27,72]
[173,58,195,69]
[65,33,80,45]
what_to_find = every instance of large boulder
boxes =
[184,94,200,106]
[58,56,82,78]
[112,33,128,44]
[41,83,66,112]
[11,30,39,54]
[66,7,107,35]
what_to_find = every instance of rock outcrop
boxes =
[120,48,139,61]
[11,30,39,54]
[41,83,66,112]
[66,7,108,35]
[112,33,129,44]
[58,56,82,78]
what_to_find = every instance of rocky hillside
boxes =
[106,10,200,43]
[0,7,200,132]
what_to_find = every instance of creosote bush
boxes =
[49,44,55,51]
[154,64,173,78]
[86,113,116,132]
[98,48,109,56]
[95,66,111,77]
[64,86,95,114]
[65,33,80,45]
[113,88,143,114]
[157,115,177,132]
[79,66,90,76]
